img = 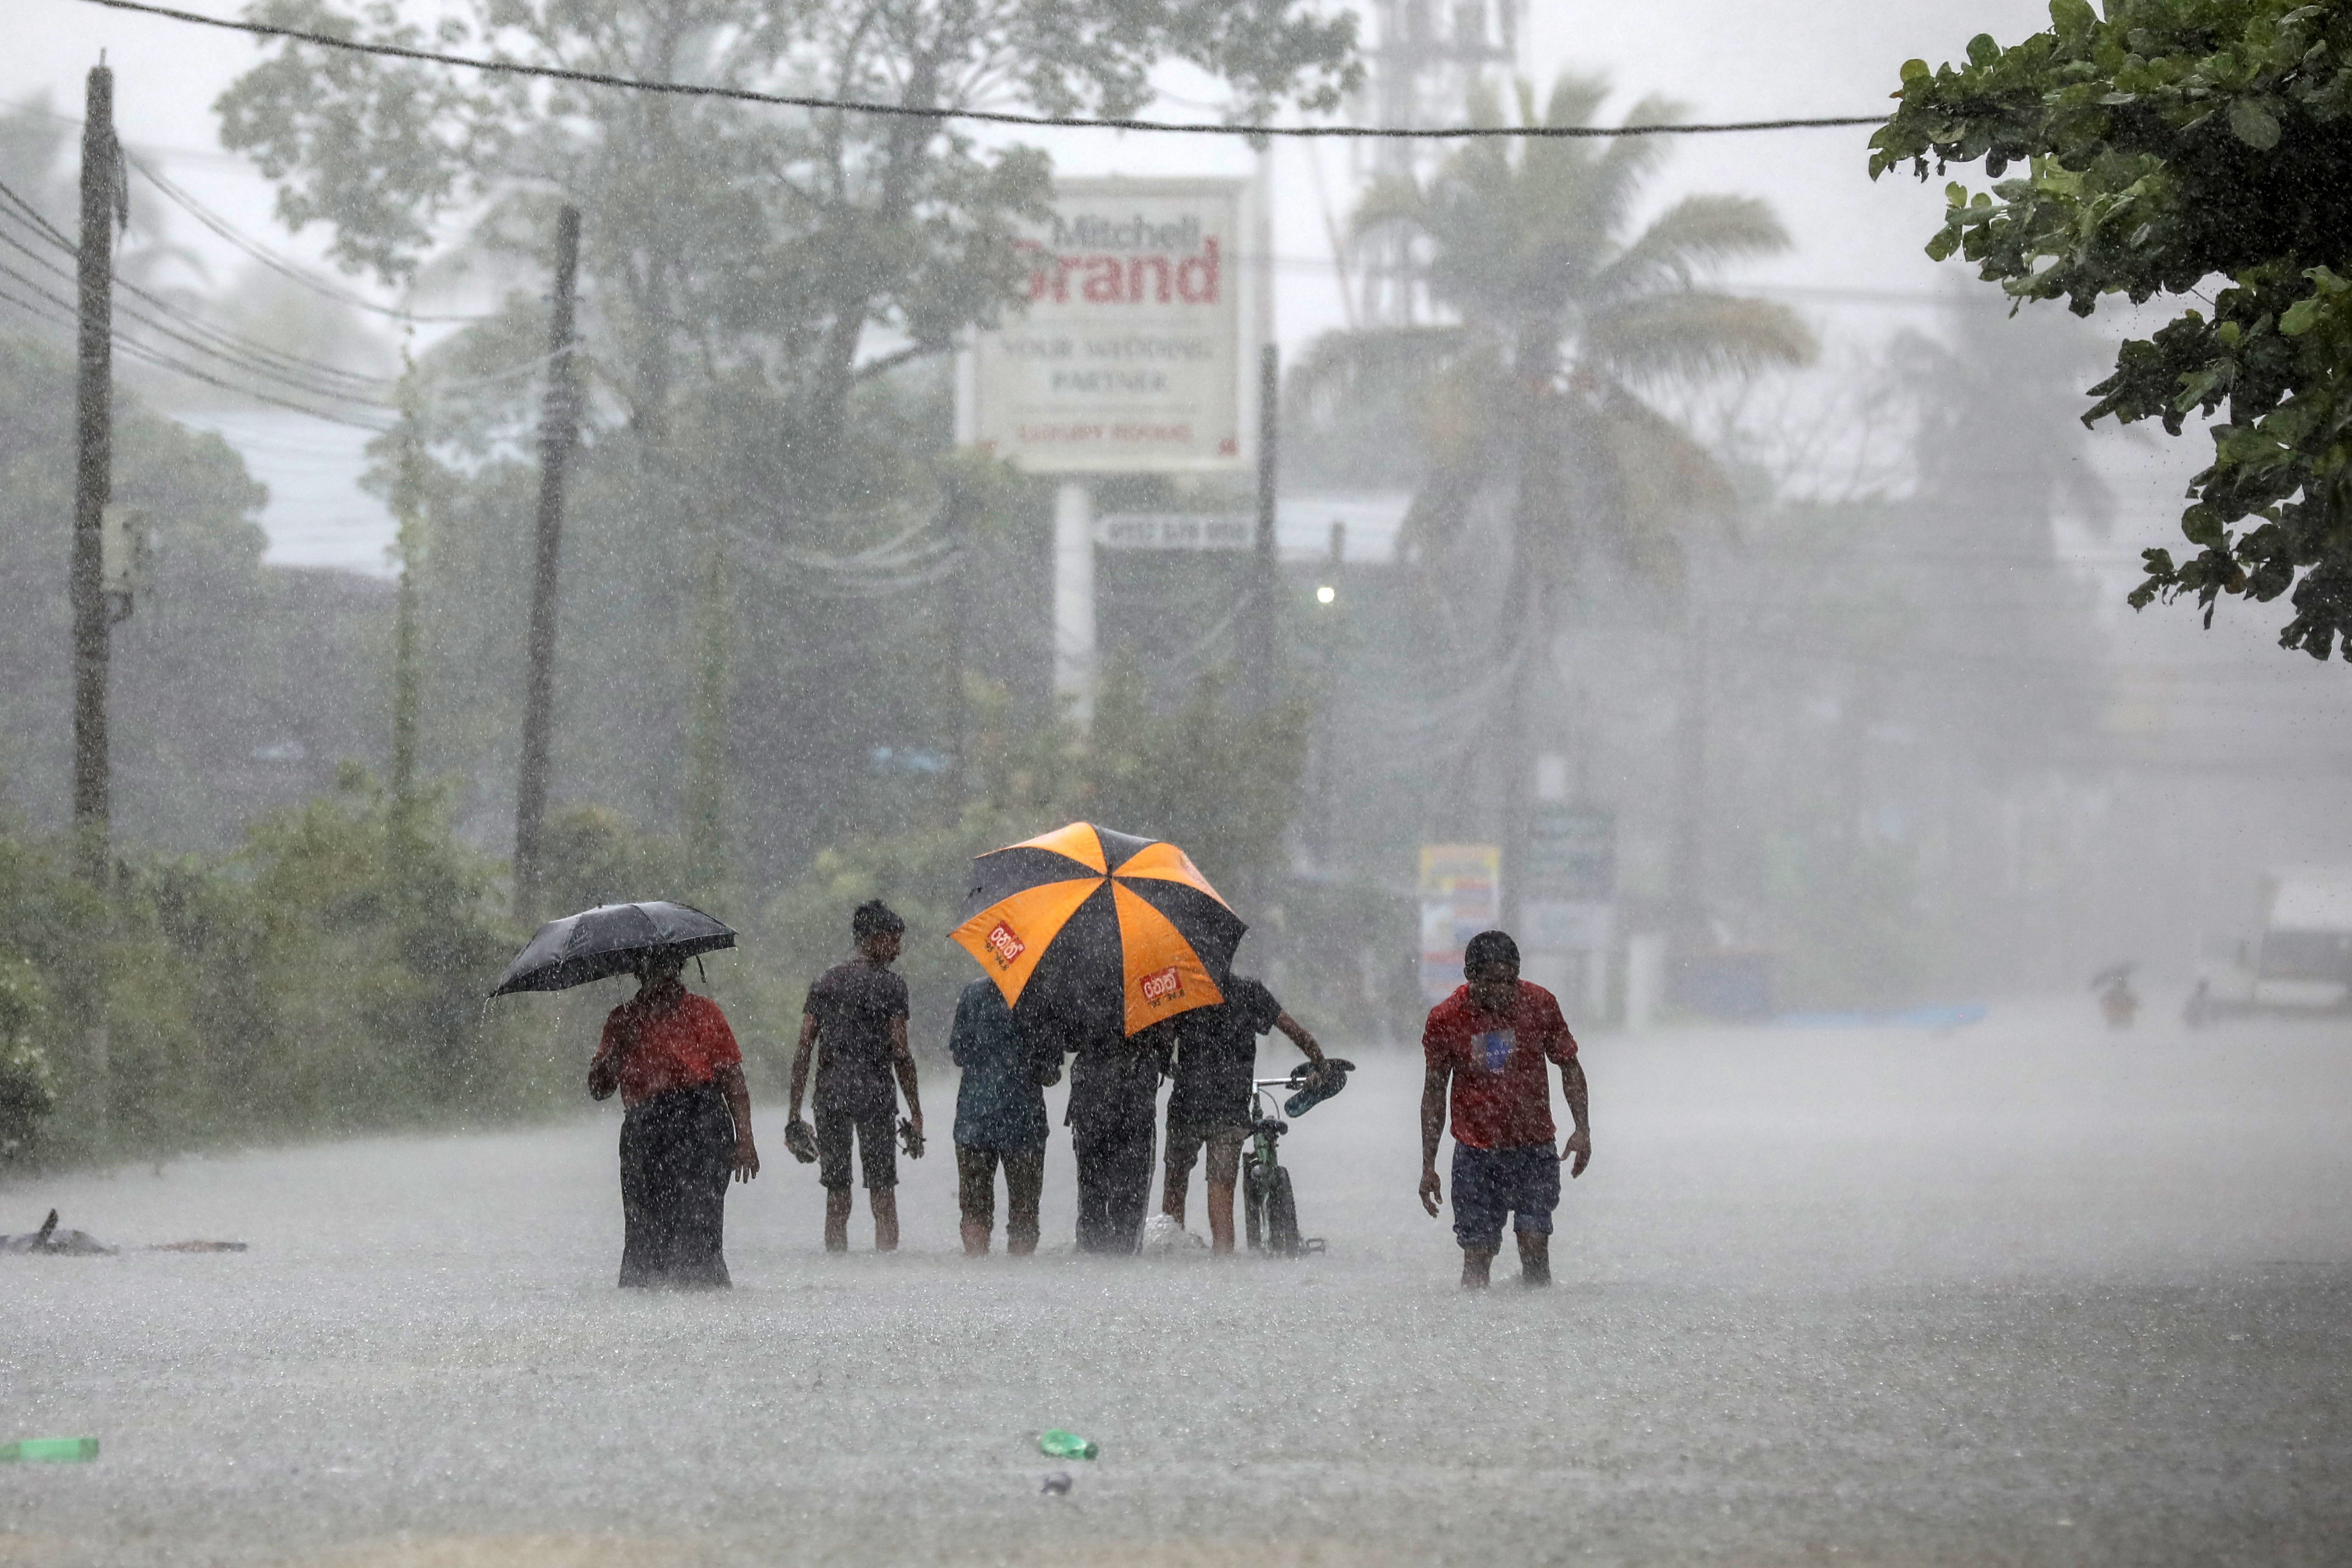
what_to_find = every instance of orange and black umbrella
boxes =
[950,822,1245,1040]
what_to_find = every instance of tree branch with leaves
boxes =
[1872,0,2352,660]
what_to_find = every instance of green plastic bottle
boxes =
[0,1437,98,1463]
[1036,1429,1097,1461]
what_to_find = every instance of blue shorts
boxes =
[1450,1142,1561,1251]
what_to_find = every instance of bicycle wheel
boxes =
[1267,1167,1301,1257]
[1242,1162,1265,1251]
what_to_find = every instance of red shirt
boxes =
[595,991,742,1108]
[1422,981,1577,1150]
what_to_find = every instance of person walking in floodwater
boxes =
[588,948,760,1288]
[788,900,925,1252]
[1418,930,1590,1289]
[1161,973,1330,1252]
[949,976,1059,1256]
[1065,1016,1174,1254]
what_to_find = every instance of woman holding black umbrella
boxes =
[588,949,760,1287]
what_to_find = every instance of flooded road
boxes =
[5,1000,2349,1566]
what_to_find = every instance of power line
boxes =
[0,247,393,427]
[2,172,566,412]
[0,217,395,406]
[74,0,1885,140]
[126,155,484,324]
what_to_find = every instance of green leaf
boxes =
[1900,57,1931,84]
[2049,0,2095,34]
[1946,181,1970,206]
[2228,96,2282,149]
[1967,33,2001,67]
[2280,295,2325,335]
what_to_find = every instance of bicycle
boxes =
[1240,1059,1353,1257]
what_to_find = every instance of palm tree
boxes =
[1294,74,1815,928]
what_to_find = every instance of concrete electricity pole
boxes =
[511,204,582,920]
[71,62,118,887]
[1242,343,1279,710]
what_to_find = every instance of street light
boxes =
[1315,584,1337,605]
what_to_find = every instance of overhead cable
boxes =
[0,177,568,411]
[74,0,1885,141]
[0,226,395,406]
[0,178,396,396]
[0,247,395,427]
[126,154,485,324]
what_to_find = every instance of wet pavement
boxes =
[3,1000,2348,1566]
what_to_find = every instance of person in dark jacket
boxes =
[948,978,1060,1256]
[1063,1017,1174,1255]
[588,949,759,1288]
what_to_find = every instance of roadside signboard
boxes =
[1525,899,1615,952]
[1525,804,1616,901]
[1419,844,1501,1003]
[958,177,1258,475]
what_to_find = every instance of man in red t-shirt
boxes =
[1418,929,1590,1288]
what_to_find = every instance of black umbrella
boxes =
[489,901,736,997]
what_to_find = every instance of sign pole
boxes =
[1244,343,1278,709]
[1052,480,1094,724]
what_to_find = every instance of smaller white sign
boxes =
[1094,513,1253,551]
[1525,900,1616,952]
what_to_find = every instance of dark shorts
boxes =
[1163,1118,1244,1188]
[1450,1141,1561,1252]
[956,1144,1045,1244]
[815,1105,897,1191]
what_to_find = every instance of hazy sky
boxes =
[5,0,2340,683]
[7,0,2049,337]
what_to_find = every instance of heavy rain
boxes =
[3,1,2350,1564]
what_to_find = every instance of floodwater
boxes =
[4,1000,2349,1567]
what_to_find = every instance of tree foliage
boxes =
[1289,75,1811,908]
[1872,0,2352,659]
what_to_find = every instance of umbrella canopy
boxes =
[950,822,1245,1040]
[489,901,736,997]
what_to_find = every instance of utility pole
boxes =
[1242,343,1279,709]
[388,360,425,821]
[942,471,971,817]
[71,62,117,886]
[681,530,731,901]
[512,203,581,920]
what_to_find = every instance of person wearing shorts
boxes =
[949,976,1059,1256]
[1161,974,1328,1252]
[788,901,925,1252]
[1418,929,1591,1289]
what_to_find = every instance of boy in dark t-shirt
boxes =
[949,977,1060,1256]
[1418,929,1590,1289]
[1161,973,1329,1252]
[788,901,924,1252]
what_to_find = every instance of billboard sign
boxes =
[1419,844,1502,1004]
[958,178,1258,475]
